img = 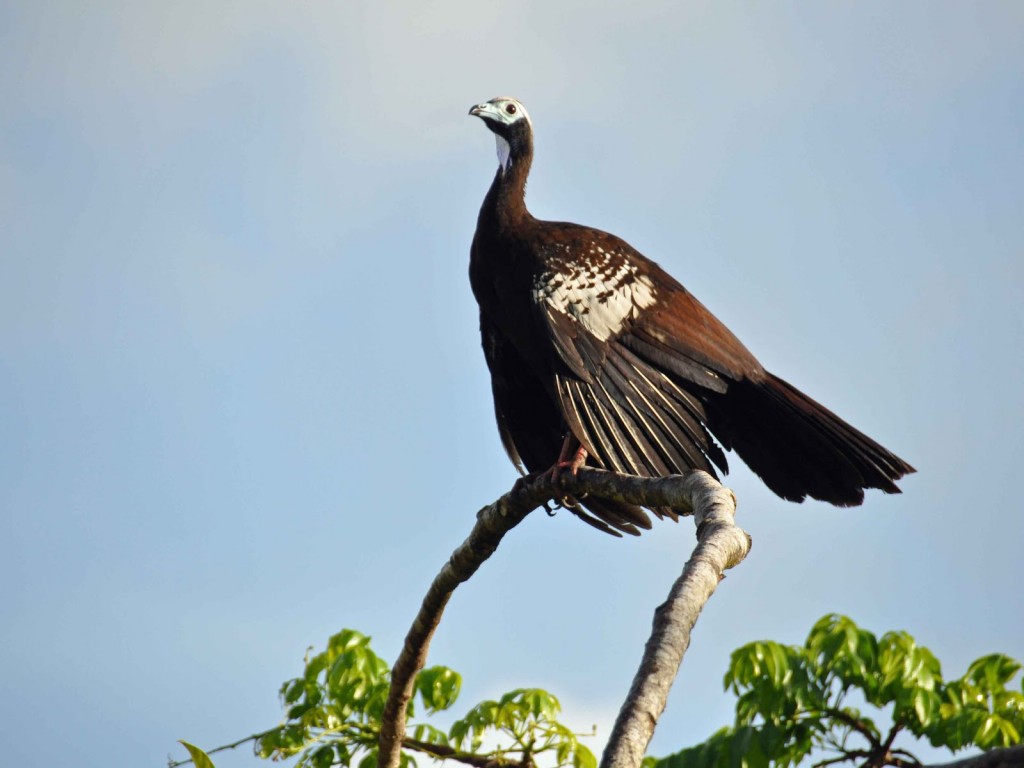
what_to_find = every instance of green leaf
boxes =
[573,743,598,768]
[768,643,792,686]
[907,646,942,690]
[520,687,561,717]
[966,654,1022,691]
[283,678,306,704]
[735,691,759,725]
[334,743,353,766]
[310,744,335,768]
[178,740,216,768]
[724,725,751,768]
[807,614,860,669]
[358,747,379,768]
[912,688,939,729]
[328,628,372,656]
[410,723,450,746]
[448,718,470,748]
[726,645,757,690]
[416,666,462,713]
[556,740,571,764]
[974,713,1021,749]
[305,652,329,683]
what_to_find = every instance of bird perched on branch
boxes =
[468,96,914,537]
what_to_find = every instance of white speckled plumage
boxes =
[534,257,658,341]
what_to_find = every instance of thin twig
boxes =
[824,708,883,749]
[813,752,869,768]
[891,749,922,763]
[167,727,278,767]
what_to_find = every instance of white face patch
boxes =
[483,97,532,130]
[470,97,532,170]
[534,255,658,341]
[495,135,511,171]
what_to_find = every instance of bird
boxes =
[467,96,914,537]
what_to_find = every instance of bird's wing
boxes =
[530,240,763,478]
[480,311,559,474]
[480,311,658,536]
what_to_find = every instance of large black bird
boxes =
[468,96,914,536]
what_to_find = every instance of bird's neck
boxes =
[480,147,533,231]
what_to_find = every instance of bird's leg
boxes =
[552,433,587,475]
[561,444,589,476]
[549,433,589,506]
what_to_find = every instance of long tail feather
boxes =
[708,372,915,506]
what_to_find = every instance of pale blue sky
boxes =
[2,3,1022,767]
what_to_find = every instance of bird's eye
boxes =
[505,103,517,115]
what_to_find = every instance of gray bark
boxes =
[378,469,749,768]
[600,472,750,768]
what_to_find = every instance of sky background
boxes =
[2,2,1022,767]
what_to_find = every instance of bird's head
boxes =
[469,97,533,172]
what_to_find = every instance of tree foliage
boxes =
[174,616,1021,768]
[172,628,596,768]
[646,615,1024,768]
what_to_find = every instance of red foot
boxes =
[549,434,589,506]
[556,445,588,475]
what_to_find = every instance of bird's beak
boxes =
[469,103,487,117]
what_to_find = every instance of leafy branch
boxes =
[645,615,1024,768]
[169,628,598,768]
[172,616,1023,768]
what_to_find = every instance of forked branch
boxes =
[378,469,751,768]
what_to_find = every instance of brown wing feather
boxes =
[530,229,913,508]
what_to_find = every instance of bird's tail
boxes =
[708,372,915,506]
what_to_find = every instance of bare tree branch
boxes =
[378,468,749,768]
[600,471,750,768]
[377,470,555,768]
